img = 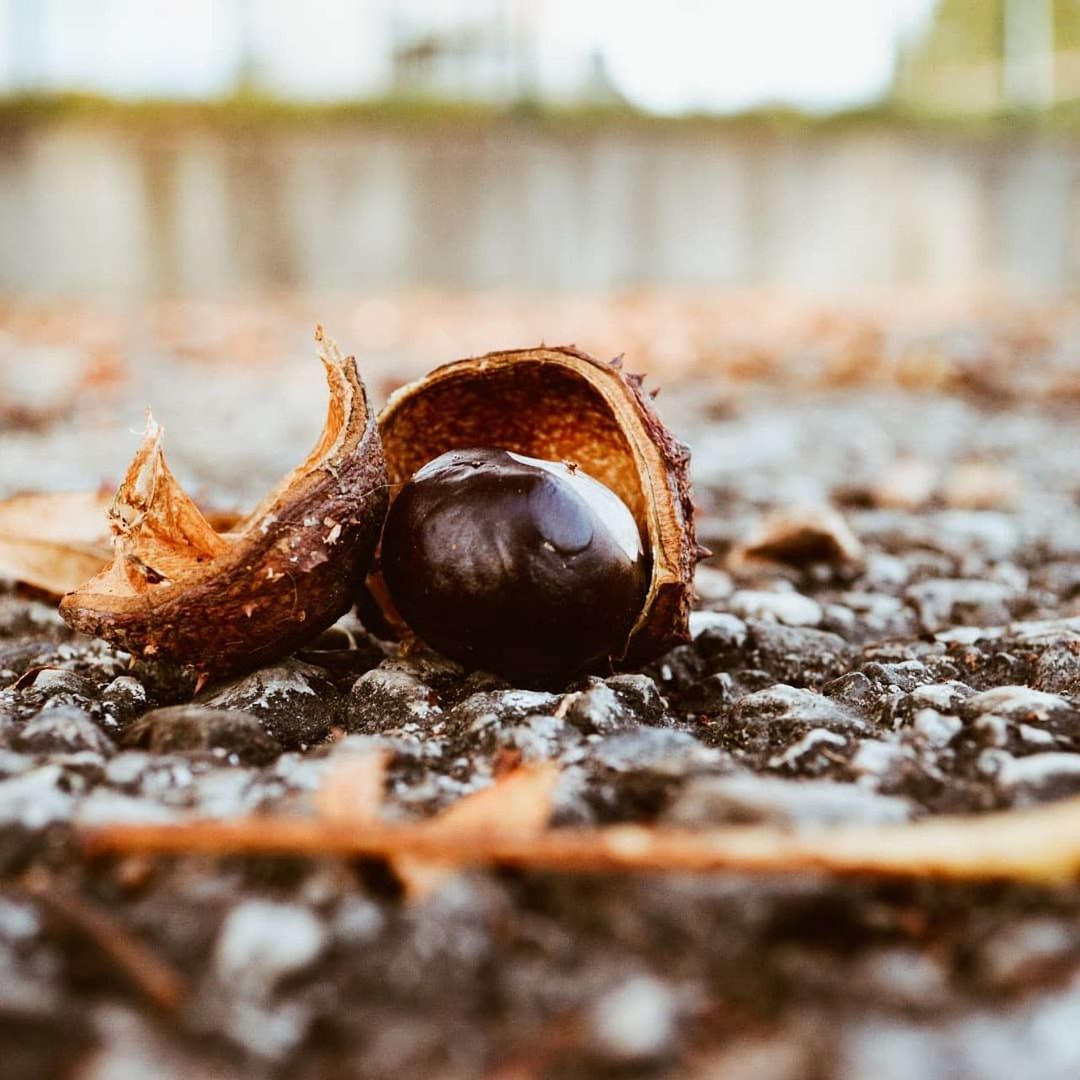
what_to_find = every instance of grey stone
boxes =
[214,900,327,1000]
[688,611,748,646]
[604,674,668,725]
[124,705,281,764]
[445,689,560,744]
[978,919,1078,991]
[908,682,973,711]
[101,675,148,721]
[769,728,849,771]
[678,672,733,715]
[848,738,915,787]
[992,752,1080,797]
[1034,646,1080,697]
[0,896,60,1019]
[735,685,866,735]
[592,728,721,775]
[846,947,953,1011]
[192,767,261,817]
[586,975,678,1064]
[665,773,912,828]
[203,659,341,749]
[910,709,963,749]
[86,1005,223,1080]
[906,578,1017,633]
[564,680,634,734]
[0,765,76,828]
[968,685,1071,720]
[693,565,734,603]
[14,704,115,756]
[861,553,910,588]
[74,790,182,826]
[21,668,93,698]
[494,713,582,763]
[332,896,386,946]
[347,664,442,735]
[842,971,1080,1080]
[742,620,854,686]
[0,750,32,778]
[1012,615,1080,646]
[729,590,824,627]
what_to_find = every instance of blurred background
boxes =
[2,0,1080,296]
[1,1,1078,503]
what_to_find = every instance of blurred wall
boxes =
[1,122,1079,295]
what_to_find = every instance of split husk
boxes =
[375,346,699,668]
[59,329,387,677]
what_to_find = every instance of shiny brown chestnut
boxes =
[381,447,648,681]
[373,345,700,676]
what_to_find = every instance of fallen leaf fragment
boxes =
[59,328,388,677]
[394,763,559,899]
[0,489,113,596]
[730,504,863,570]
[314,755,559,900]
[80,791,1080,886]
[314,749,389,827]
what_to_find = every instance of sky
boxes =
[0,0,939,113]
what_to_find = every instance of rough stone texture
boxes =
[201,660,343,749]
[124,705,282,764]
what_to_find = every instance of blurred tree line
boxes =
[897,0,1080,112]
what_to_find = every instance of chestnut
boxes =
[375,345,700,675]
[61,336,698,686]
[381,448,648,681]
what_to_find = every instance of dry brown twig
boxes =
[80,792,1080,886]
[23,871,186,1011]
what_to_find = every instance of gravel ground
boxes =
[1,301,1080,1078]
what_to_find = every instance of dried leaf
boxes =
[24,869,186,1011]
[394,763,560,899]
[0,489,112,596]
[314,750,389,827]
[730,504,863,570]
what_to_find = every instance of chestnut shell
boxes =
[60,332,388,677]
[375,346,697,669]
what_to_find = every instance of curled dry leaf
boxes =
[313,749,390,826]
[392,763,559,900]
[0,489,113,597]
[59,329,388,677]
[313,755,559,901]
[730,504,863,571]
